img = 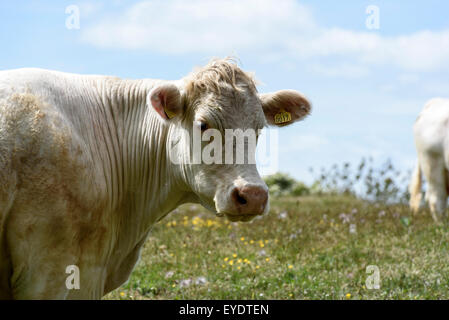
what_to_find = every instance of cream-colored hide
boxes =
[0,59,311,299]
[410,98,449,222]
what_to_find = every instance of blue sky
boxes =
[1,0,449,183]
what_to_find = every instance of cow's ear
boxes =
[259,90,311,127]
[149,83,184,120]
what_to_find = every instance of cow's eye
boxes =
[200,122,208,131]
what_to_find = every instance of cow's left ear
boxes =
[149,83,184,120]
[259,90,311,127]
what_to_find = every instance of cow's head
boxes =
[149,59,311,221]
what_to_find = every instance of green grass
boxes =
[105,195,449,300]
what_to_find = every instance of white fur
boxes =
[410,98,449,222]
[0,61,310,299]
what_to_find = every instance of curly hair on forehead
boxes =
[183,57,258,103]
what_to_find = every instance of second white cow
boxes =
[410,98,449,221]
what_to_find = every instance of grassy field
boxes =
[105,195,449,300]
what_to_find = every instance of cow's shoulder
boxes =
[0,86,101,209]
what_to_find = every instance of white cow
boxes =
[0,59,311,299]
[409,98,449,221]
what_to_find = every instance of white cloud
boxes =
[81,0,449,73]
[361,30,449,72]
[77,2,105,18]
[81,0,315,53]
[307,63,370,79]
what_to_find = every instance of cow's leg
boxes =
[0,223,13,299]
[6,206,76,299]
[10,261,105,300]
[5,192,108,300]
[421,152,447,222]
[0,170,17,299]
[9,260,70,300]
[7,210,108,300]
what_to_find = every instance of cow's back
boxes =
[414,98,449,156]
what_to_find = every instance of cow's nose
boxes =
[231,185,268,215]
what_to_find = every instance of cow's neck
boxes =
[94,78,191,242]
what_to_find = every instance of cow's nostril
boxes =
[232,188,247,205]
[236,193,247,205]
[231,185,268,216]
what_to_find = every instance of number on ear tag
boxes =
[274,110,292,124]
[164,108,176,119]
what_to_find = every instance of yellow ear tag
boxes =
[274,109,291,124]
[164,108,176,119]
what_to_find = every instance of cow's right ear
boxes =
[149,83,183,120]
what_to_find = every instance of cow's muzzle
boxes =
[222,185,268,221]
